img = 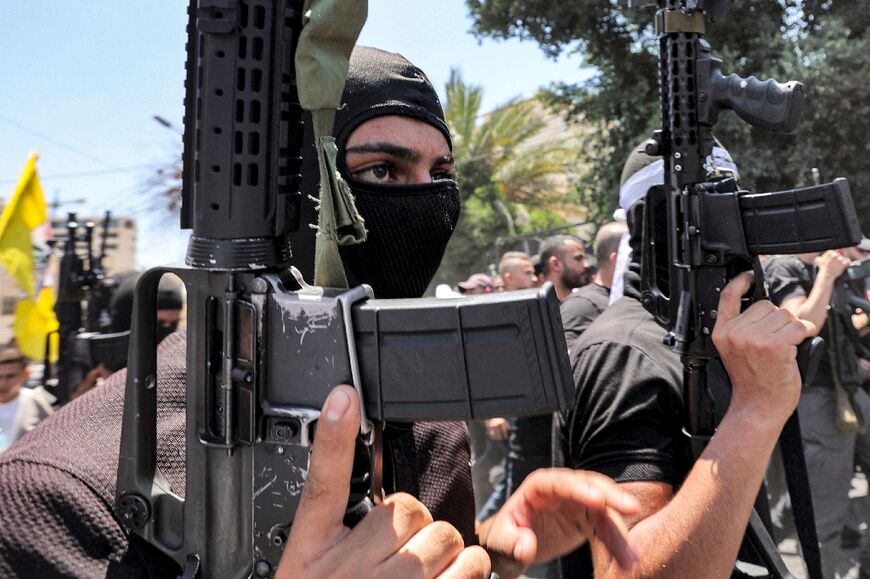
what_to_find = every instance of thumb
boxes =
[287,385,361,545]
[485,518,538,569]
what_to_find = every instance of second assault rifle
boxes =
[637,1,862,578]
[114,2,573,578]
[45,211,126,405]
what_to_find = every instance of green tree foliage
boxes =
[466,1,870,232]
[434,69,586,285]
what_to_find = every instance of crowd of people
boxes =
[0,43,868,579]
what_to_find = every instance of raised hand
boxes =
[477,468,639,579]
[816,249,851,280]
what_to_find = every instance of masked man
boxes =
[0,47,639,579]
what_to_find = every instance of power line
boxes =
[0,164,159,184]
[0,115,121,169]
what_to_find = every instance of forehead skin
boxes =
[0,361,25,373]
[344,115,452,184]
[505,259,534,275]
[563,240,586,259]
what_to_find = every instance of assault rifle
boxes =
[45,211,124,404]
[114,2,573,578]
[638,1,862,577]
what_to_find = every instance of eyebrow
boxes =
[345,143,421,162]
[344,143,455,166]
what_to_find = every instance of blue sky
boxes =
[1,1,588,268]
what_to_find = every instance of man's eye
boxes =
[432,168,455,181]
[353,164,394,184]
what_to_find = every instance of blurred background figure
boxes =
[492,274,505,292]
[0,346,53,454]
[498,252,537,291]
[537,235,590,301]
[70,273,185,400]
[456,273,494,295]
[108,272,184,337]
[561,222,627,351]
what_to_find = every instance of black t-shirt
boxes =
[561,283,610,351]
[556,295,690,576]
[763,255,842,388]
[503,285,611,511]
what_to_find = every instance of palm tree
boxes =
[435,69,587,285]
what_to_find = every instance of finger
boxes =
[744,304,814,346]
[378,520,464,578]
[437,546,491,579]
[588,506,638,573]
[743,304,796,335]
[771,318,815,345]
[484,522,538,569]
[286,385,360,548]
[522,469,640,517]
[715,271,755,326]
[346,493,434,565]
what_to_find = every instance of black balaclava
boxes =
[110,272,183,341]
[619,139,740,304]
[331,46,460,299]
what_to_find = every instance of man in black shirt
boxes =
[561,221,627,351]
[765,251,870,578]
[558,144,815,577]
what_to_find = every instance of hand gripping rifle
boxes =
[114,2,573,578]
[639,1,862,577]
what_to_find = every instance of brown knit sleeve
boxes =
[0,460,166,578]
[387,421,478,546]
[0,333,188,578]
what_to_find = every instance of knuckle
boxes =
[773,308,792,323]
[526,467,548,484]
[712,326,728,347]
[746,334,767,352]
[458,546,491,579]
[727,330,746,351]
[428,520,464,550]
[790,320,809,335]
[385,492,433,529]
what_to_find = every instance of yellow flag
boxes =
[14,287,59,361]
[0,153,47,295]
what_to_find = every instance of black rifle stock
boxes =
[640,1,861,577]
[114,2,573,577]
